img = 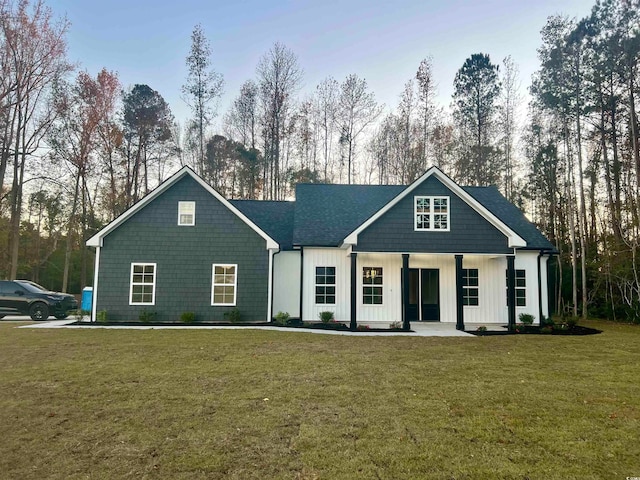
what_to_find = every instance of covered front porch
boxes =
[349,252,519,331]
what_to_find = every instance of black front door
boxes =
[421,269,440,321]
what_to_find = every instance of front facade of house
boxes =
[88,166,555,328]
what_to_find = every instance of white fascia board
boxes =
[86,166,279,250]
[343,166,526,248]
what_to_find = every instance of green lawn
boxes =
[0,320,638,479]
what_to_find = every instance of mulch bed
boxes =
[68,320,411,332]
[69,321,273,327]
[467,325,602,336]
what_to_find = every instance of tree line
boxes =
[1,0,639,325]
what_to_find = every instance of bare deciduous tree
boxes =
[182,24,224,176]
[256,42,302,199]
[0,0,72,279]
[337,74,382,184]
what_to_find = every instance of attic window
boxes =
[415,196,449,231]
[178,201,195,226]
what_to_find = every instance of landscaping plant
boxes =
[319,311,334,323]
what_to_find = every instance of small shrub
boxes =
[224,308,241,323]
[96,310,108,323]
[319,311,334,323]
[274,311,290,326]
[476,325,488,332]
[519,313,535,325]
[566,316,579,328]
[541,315,555,327]
[389,321,403,330]
[357,324,371,331]
[180,311,197,323]
[540,326,554,334]
[139,309,157,323]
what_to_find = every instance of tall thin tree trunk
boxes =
[62,171,81,293]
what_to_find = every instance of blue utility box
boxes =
[81,287,93,312]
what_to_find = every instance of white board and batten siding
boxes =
[302,248,351,322]
[515,250,549,323]
[299,248,547,325]
[356,253,402,324]
[273,251,301,317]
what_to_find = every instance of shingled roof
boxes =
[462,186,556,251]
[292,184,404,247]
[230,200,295,250]
[229,183,554,252]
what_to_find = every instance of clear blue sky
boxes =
[50,0,594,128]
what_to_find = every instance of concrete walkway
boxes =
[14,317,474,337]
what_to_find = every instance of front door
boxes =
[403,268,440,322]
[420,269,440,321]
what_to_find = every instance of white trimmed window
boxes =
[315,266,336,304]
[212,264,237,306]
[506,269,526,307]
[415,196,449,231]
[462,268,479,306]
[130,263,156,305]
[178,201,195,226]
[363,267,383,305]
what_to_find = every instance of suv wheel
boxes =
[29,303,49,321]
[54,313,69,320]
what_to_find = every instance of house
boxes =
[87,165,556,329]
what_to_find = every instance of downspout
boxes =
[537,248,553,323]
[91,245,100,322]
[537,250,544,323]
[299,247,304,321]
[269,248,281,322]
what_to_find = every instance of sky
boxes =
[48,0,595,129]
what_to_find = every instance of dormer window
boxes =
[415,196,449,231]
[178,201,195,226]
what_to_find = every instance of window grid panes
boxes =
[362,267,383,305]
[315,266,336,304]
[178,201,195,226]
[212,264,237,305]
[506,269,526,307]
[462,268,479,306]
[415,196,449,231]
[130,263,156,305]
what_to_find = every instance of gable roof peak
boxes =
[86,164,278,249]
[342,166,527,248]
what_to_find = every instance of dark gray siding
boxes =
[354,176,512,254]
[96,175,270,321]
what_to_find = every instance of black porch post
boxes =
[507,255,516,332]
[402,254,410,331]
[455,254,464,331]
[350,252,357,331]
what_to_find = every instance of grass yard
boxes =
[0,320,638,479]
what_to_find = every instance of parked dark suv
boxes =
[0,280,78,320]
